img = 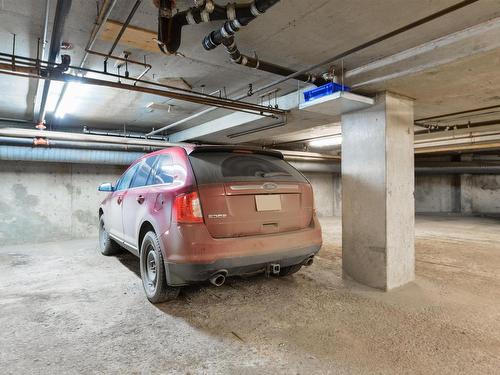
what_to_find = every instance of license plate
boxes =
[255,195,281,211]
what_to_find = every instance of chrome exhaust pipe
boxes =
[304,256,314,267]
[209,272,226,287]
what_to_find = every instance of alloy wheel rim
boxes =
[144,245,158,293]
[99,220,107,248]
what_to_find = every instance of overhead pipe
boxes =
[0,145,341,171]
[0,51,266,102]
[0,127,178,148]
[37,0,73,124]
[0,145,143,166]
[0,127,340,161]
[201,0,280,51]
[221,37,327,86]
[3,139,500,174]
[86,49,151,69]
[415,162,500,175]
[53,0,118,121]
[414,104,500,125]
[200,2,327,86]
[157,0,279,54]
[0,117,31,124]
[82,127,166,141]
[0,136,163,152]
[0,59,286,117]
[415,119,500,134]
[32,0,51,121]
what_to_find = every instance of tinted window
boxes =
[130,156,157,188]
[189,152,307,184]
[148,154,174,185]
[115,163,140,191]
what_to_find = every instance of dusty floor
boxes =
[1,216,499,374]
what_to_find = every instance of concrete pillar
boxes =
[460,154,473,214]
[341,92,415,290]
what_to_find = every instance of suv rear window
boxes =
[189,152,307,184]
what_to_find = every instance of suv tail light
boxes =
[174,191,204,223]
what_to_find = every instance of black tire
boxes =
[279,264,302,277]
[99,216,122,256]
[140,231,180,303]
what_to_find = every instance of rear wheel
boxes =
[279,264,302,277]
[140,231,180,303]
[99,216,122,256]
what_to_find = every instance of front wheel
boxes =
[99,216,122,256]
[140,231,180,303]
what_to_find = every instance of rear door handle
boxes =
[117,195,123,205]
[137,195,145,204]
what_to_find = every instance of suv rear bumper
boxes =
[160,216,322,286]
[165,244,320,286]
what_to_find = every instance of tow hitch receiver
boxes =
[266,263,281,276]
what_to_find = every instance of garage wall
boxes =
[466,175,500,213]
[414,175,460,213]
[308,173,500,217]
[0,161,123,245]
[303,172,338,217]
[0,164,341,244]
[1,161,500,245]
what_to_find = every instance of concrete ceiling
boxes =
[1,0,500,146]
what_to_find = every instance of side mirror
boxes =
[98,182,115,192]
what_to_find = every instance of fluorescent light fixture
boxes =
[309,135,342,147]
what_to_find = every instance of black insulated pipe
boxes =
[222,37,327,86]
[158,1,226,54]
[157,0,279,54]
[202,0,279,51]
[37,0,72,123]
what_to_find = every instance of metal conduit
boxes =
[0,136,163,152]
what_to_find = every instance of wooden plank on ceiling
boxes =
[99,20,159,53]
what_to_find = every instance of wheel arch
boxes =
[138,220,156,252]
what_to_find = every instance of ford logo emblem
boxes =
[263,182,278,190]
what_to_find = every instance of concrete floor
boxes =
[1,216,499,374]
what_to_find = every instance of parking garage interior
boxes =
[1,0,500,373]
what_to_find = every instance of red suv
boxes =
[98,145,322,303]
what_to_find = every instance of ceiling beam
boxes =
[346,16,500,89]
